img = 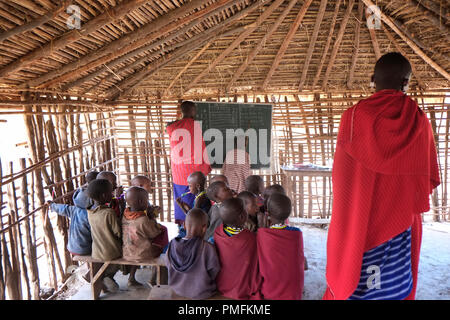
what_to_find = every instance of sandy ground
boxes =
[60,221,450,300]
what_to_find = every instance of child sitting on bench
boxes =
[245,175,265,209]
[47,171,98,256]
[204,181,234,242]
[166,208,220,299]
[86,179,123,293]
[237,191,264,233]
[122,186,168,288]
[214,198,262,300]
[130,175,162,219]
[176,171,212,238]
[257,193,305,300]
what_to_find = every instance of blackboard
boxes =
[194,102,273,169]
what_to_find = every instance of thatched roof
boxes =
[0,0,448,101]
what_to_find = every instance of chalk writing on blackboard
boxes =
[194,102,272,169]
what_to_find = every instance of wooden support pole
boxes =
[154,140,164,221]
[123,149,132,186]
[139,141,148,174]
[262,0,313,90]
[8,162,29,300]
[19,158,40,300]
[0,159,18,300]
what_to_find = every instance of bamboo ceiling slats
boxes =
[0,0,447,97]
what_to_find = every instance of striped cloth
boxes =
[222,148,251,194]
[349,227,413,300]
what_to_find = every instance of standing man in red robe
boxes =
[166,101,211,236]
[324,52,440,300]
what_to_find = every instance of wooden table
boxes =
[282,168,332,219]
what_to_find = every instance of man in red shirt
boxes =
[166,101,211,232]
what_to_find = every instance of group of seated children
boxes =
[49,171,169,293]
[167,173,305,300]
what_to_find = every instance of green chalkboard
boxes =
[194,102,272,169]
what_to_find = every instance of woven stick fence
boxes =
[0,95,117,300]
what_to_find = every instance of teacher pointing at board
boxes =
[166,101,211,234]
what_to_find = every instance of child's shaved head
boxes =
[373,52,412,91]
[97,171,117,189]
[207,181,233,203]
[185,208,208,229]
[87,179,113,203]
[85,171,99,183]
[263,184,286,200]
[184,208,208,238]
[238,191,256,203]
[220,198,247,227]
[210,174,229,186]
[267,193,292,223]
[237,191,259,217]
[126,186,148,211]
[131,175,152,192]
[245,175,264,195]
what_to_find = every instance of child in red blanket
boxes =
[257,193,305,300]
[214,198,262,300]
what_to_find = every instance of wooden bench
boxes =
[73,254,166,300]
[147,285,232,300]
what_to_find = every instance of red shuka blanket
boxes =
[324,90,440,300]
[257,228,304,300]
[214,225,262,300]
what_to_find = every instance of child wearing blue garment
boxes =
[47,171,98,256]
[175,171,211,238]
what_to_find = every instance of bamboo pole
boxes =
[22,98,58,291]
[19,159,40,300]
[154,139,164,221]
[0,159,17,300]
[8,162,30,299]
[128,107,139,174]
[6,215,20,300]
[139,141,148,174]
[123,149,132,186]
